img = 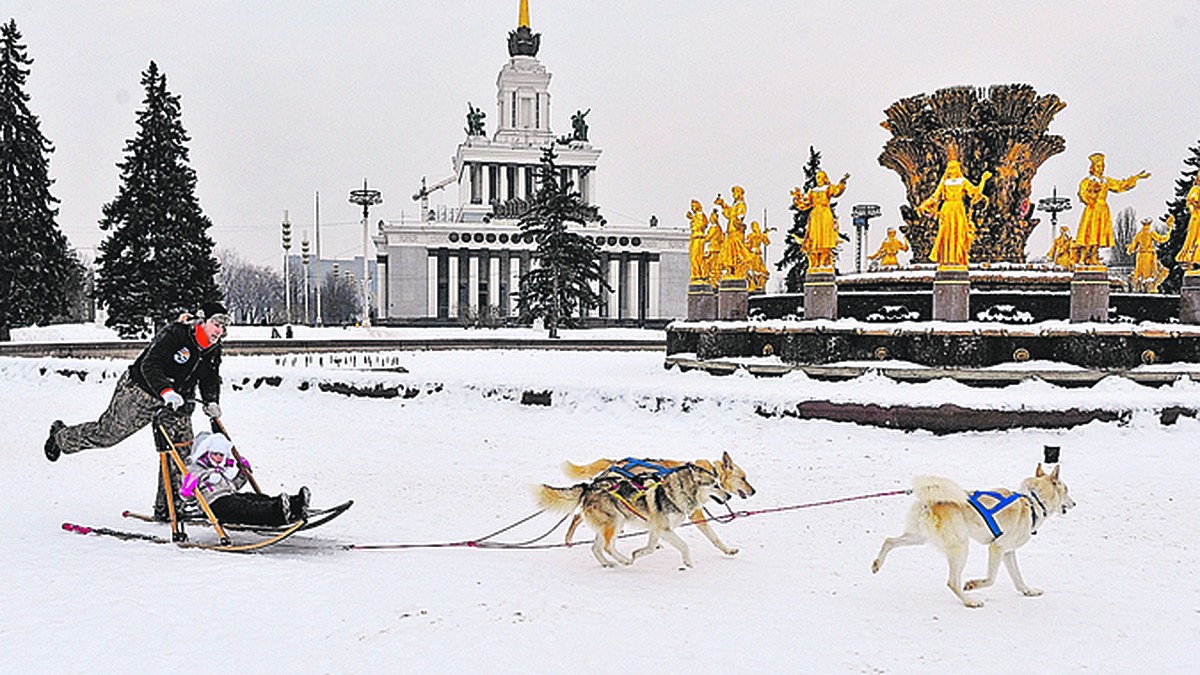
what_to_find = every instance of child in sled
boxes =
[179,432,310,527]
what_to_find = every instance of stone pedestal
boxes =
[932,266,969,322]
[1070,266,1110,323]
[803,268,838,320]
[717,278,749,320]
[687,281,717,321]
[1181,271,1200,324]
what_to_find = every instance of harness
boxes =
[597,459,691,520]
[967,490,1024,539]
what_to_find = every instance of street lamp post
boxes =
[850,204,882,273]
[301,232,311,325]
[281,210,292,324]
[348,180,382,327]
[1037,186,1073,250]
[314,191,323,327]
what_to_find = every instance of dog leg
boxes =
[871,531,924,573]
[631,529,660,561]
[590,536,615,568]
[1002,551,1042,597]
[945,544,982,608]
[965,543,1002,591]
[600,525,632,566]
[691,509,738,556]
[657,529,694,570]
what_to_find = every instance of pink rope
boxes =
[347,489,911,552]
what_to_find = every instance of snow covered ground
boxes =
[3,333,1198,672]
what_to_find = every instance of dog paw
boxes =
[1021,587,1043,597]
[870,560,882,574]
[723,547,739,556]
[963,599,984,609]
[964,579,988,591]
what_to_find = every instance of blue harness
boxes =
[608,458,682,481]
[967,490,1024,539]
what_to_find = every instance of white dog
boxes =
[871,463,1074,607]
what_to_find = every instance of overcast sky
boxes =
[9,1,1200,277]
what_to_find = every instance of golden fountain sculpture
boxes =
[1074,152,1150,268]
[879,84,1067,262]
[790,170,849,272]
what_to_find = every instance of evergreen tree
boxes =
[0,20,76,341]
[1157,138,1200,294]
[516,146,609,338]
[95,61,220,338]
[775,146,822,293]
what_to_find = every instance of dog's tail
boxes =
[562,459,617,480]
[536,484,586,512]
[911,475,969,505]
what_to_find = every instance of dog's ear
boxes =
[721,451,733,468]
[1049,464,1060,481]
[1036,463,1045,477]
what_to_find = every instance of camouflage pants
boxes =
[55,370,195,517]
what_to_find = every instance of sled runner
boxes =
[122,499,355,534]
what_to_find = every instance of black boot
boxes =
[289,486,311,520]
[44,420,65,462]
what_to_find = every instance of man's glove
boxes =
[203,402,222,419]
[162,391,184,410]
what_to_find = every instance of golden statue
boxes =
[1046,225,1076,269]
[917,155,992,268]
[714,187,751,281]
[687,200,709,282]
[868,227,910,269]
[1174,173,1200,270]
[703,208,725,286]
[878,84,1067,263]
[1074,152,1150,267]
[745,221,773,291]
[1126,217,1172,293]
[791,171,849,270]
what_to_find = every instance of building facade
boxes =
[373,2,687,326]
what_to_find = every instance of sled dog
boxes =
[871,463,1075,608]
[538,452,755,569]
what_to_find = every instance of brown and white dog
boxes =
[871,463,1075,607]
[538,453,755,569]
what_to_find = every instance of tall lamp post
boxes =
[301,232,311,325]
[1037,186,1072,250]
[281,210,292,324]
[348,180,382,327]
[851,204,882,273]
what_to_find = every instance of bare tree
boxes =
[1110,206,1138,268]
[320,271,358,326]
[215,248,284,324]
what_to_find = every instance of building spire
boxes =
[507,0,540,57]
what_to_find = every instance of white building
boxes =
[373,1,688,326]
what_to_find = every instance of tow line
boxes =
[346,488,911,552]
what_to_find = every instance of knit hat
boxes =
[199,301,230,326]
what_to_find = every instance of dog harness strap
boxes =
[1022,490,1047,534]
[610,458,681,480]
[968,490,1022,539]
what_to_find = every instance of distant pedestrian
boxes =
[45,302,230,520]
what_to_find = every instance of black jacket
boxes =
[128,322,222,404]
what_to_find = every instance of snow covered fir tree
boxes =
[94,61,221,338]
[0,20,79,342]
[516,147,610,338]
[1157,139,1200,294]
